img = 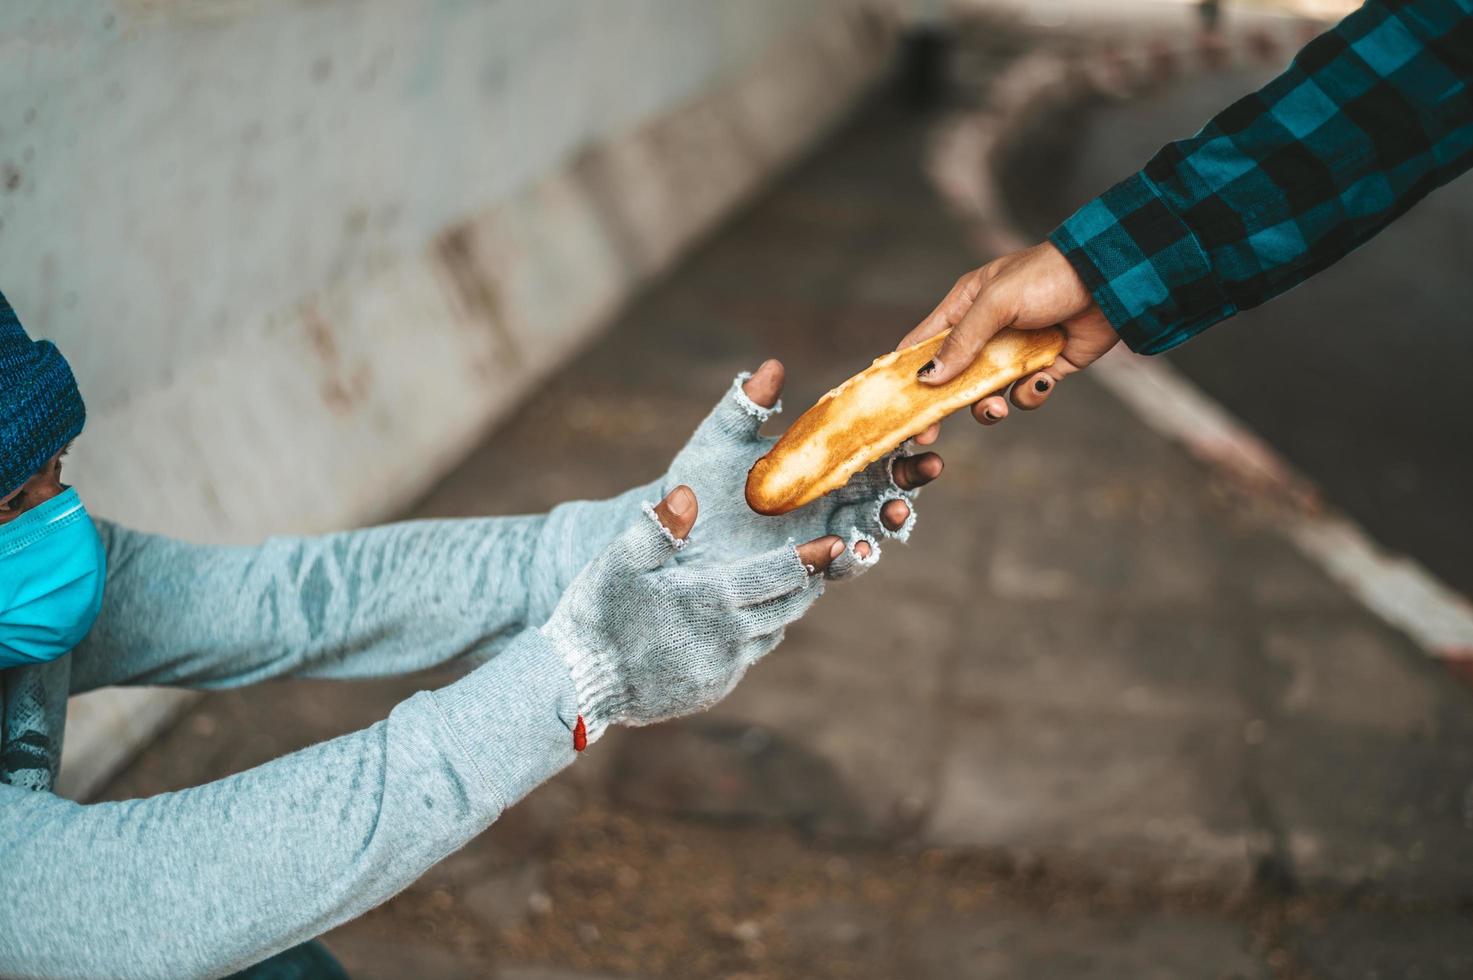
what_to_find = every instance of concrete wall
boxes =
[0,0,903,797]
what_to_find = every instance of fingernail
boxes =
[829,540,844,558]
[668,487,694,515]
[983,407,1001,421]
[917,359,937,379]
[1034,377,1051,393]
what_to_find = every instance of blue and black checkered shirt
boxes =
[1051,0,1473,354]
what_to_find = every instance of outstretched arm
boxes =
[71,361,939,695]
[69,490,648,693]
[1,629,577,980]
[901,0,1473,419]
[1051,0,1473,354]
[4,486,848,980]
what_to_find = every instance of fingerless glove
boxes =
[527,370,923,625]
[540,505,823,743]
[667,372,920,578]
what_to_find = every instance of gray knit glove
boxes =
[665,373,920,580]
[540,502,822,744]
[529,371,922,623]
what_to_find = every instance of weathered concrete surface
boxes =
[4,0,852,412]
[1287,909,1473,980]
[101,23,1473,978]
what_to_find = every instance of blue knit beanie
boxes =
[0,289,86,500]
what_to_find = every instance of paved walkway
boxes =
[104,27,1473,980]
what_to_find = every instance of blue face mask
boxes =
[0,487,107,669]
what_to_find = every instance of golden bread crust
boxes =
[745,327,1065,515]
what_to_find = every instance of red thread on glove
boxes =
[573,715,587,752]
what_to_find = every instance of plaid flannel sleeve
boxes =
[1050,0,1473,354]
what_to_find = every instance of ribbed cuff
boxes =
[538,618,624,745]
[430,628,580,812]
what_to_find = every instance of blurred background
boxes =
[7,0,1472,976]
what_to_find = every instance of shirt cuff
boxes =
[430,628,580,814]
[1049,171,1237,355]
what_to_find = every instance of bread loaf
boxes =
[745,326,1065,515]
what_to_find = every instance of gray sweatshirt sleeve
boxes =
[70,486,651,693]
[67,366,921,697]
[0,626,579,980]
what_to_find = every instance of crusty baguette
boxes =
[745,326,1065,515]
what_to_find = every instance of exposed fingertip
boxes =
[854,540,872,559]
[654,484,698,538]
[796,535,843,573]
[1010,372,1056,411]
[893,452,943,491]
[742,358,785,409]
[974,396,1008,424]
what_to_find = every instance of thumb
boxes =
[741,359,784,412]
[701,361,785,445]
[604,485,699,576]
[917,296,1010,387]
[650,484,698,540]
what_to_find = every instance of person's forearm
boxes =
[71,486,651,693]
[0,628,577,980]
[1051,0,1473,354]
[69,516,547,691]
